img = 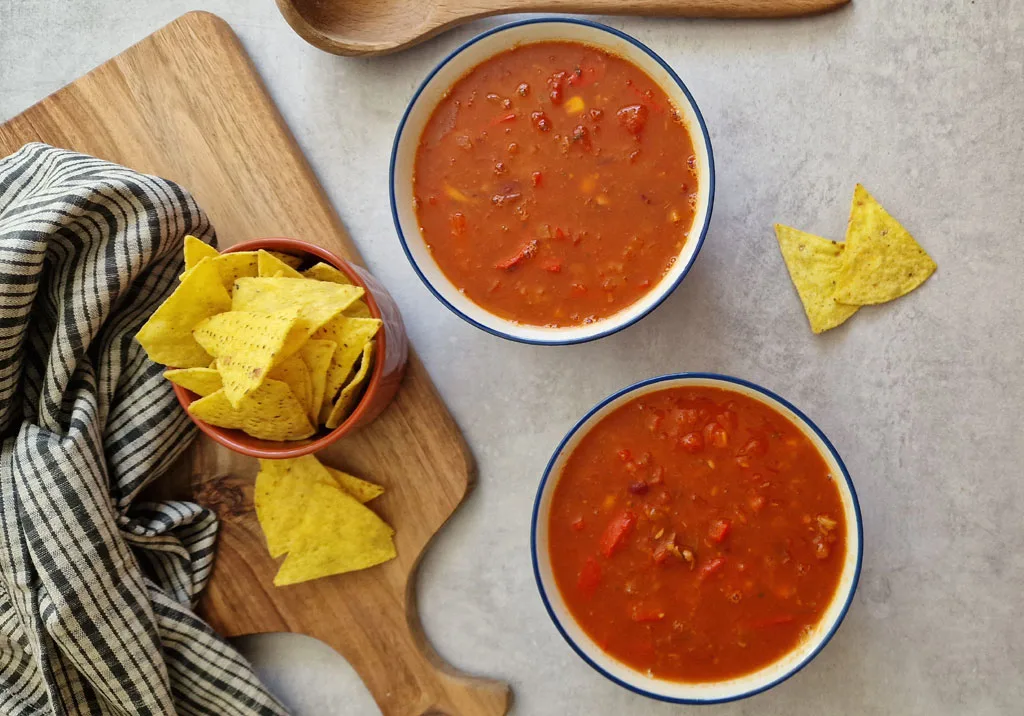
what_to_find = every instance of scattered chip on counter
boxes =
[833,184,937,305]
[324,465,384,504]
[775,185,936,333]
[774,225,859,334]
[273,482,395,586]
[253,455,394,585]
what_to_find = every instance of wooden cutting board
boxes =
[0,12,510,716]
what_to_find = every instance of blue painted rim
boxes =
[389,17,716,346]
[530,373,864,704]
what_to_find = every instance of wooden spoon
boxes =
[276,0,851,56]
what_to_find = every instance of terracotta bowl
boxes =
[172,237,409,459]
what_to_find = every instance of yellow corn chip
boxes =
[268,251,303,270]
[193,308,305,406]
[299,339,336,425]
[188,380,314,441]
[232,277,364,336]
[325,340,375,429]
[303,262,352,285]
[325,465,384,503]
[268,356,314,422]
[273,481,396,586]
[183,235,218,270]
[254,455,333,557]
[314,317,382,421]
[834,185,937,305]
[774,225,859,334]
[345,300,372,318]
[136,258,231,367]
[258,249,303,279]
[164,367,222,397]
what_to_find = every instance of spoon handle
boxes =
[438,0,849,18]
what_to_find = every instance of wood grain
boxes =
[277,0,851,56]
[0,12,509,716]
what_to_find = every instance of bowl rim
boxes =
[530,372,864,704]
[171,237,389,459]
[389,16,716,346]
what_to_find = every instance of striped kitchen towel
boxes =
[0,143,287,715]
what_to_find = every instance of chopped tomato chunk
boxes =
[599,509,636,558]
[616,104,649,136]
[630,604,665,622]
[679,431,704,453]
[577,557,602,596]
[708,519,732,543]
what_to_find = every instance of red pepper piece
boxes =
[599,510,636,558]
[543,260,562,273]
[490,112,517,126]
[698,556,726,581]
[577,556,602,596]
[494,240,538,270]
[531,171,543,187]
[749,614,795,629]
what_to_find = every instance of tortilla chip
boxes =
[164,367,222,397]
[273,481,396,586]
[188,379,315,441]
[136,257,231,367]
[268,356,314,422]
[303,262,352,285]
[345,300,372,318]
[254,455,333,557]
[193,308,305,406]
[268,251,303,270]
[232,277,364,336]
[325,340,375,429]
[258,249,304,279]
[325,465,384,503]
[299,339,336,425]
[775,225,859,334]
[314,317,382,421]
[834,185,937,305]
[183,235,218,270]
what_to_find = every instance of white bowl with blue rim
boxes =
[390,18,714,345]
[531,373,863,703]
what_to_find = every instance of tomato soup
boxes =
[413,42,700,327]
[548,387,846,682]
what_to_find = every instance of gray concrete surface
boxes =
[2,1,1022,714]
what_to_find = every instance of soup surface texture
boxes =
[548,386,847,682]
[413,41,699,327]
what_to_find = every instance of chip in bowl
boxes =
[135,236,383,443]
